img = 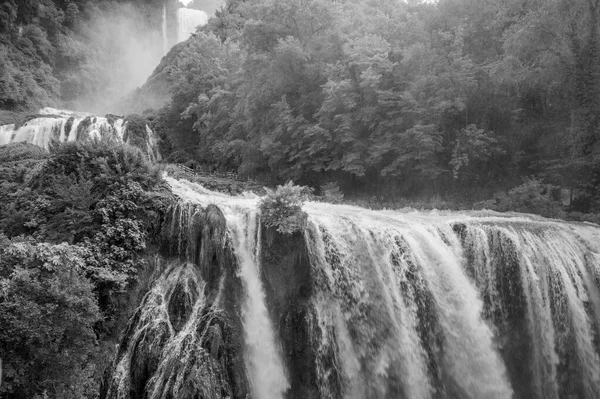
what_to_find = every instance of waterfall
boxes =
[177,8,208,43]
[166,178,290,398]
[303,204,514,398]
[0,108,160,161]
[162,2,168,55]
[102,177,600,399]
[0,124,17,146]
[228,212,290,398]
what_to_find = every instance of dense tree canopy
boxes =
[5,0,598,205]
[0,140,167,398]
[143,0,600,207]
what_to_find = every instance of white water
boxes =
[228,211,290,399]
[166,177,290,398]
[0,124,16,146]
[177,8,208,43]
[304,204,513,398]
[0,108,159,161]
[162,2,168,55]
[163,177,600,398]
[0,108,120,149]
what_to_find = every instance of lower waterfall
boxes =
[102,177,600,399]
[222,211,290,398]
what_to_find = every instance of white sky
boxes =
[179,0,193,6]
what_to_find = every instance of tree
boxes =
[0,241,101,398]
[259,181,309,234]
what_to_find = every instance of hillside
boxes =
[132,0,600,214]
[4,1,600,398]
[0,0,165,113]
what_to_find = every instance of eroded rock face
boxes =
[104,184,600,399]
[101,203,248,399]
[260,226,326,399]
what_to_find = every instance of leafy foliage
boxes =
[259,181,308,234]
[124,114,150,150]
[450,125,505,182]
[0,240,101,399]
[0,138,169,398]
[320,182,344,204]
[477,177,565,218]
[0,142,47,162]
[130,0,599,211]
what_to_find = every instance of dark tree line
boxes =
[147,0,600,209]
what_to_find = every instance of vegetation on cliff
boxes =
[260,181,310,234]
[0,139,169,398]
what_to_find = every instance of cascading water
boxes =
[165,179,290,398]
[0,108,160,161]
[303,205,514,398]
[162,2,168,55]
[102,177,600,399]
[177,7,208,43]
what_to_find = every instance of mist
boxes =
[72,2,166,115]
[63,1,222,116]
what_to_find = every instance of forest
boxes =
[146,0,600,215]
[4,0,600,212]
[3,0,600,398]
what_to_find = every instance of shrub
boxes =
[0,139,167,337]
[0,142,47,162]
[39,137,160,192]
[321,181,344,203]
[123,114,150,150]
[259,181,308,234]
[483,177,565,218]
[0,110,24,126]
[166,150,193,163]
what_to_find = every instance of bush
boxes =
[0,110,25,126]
[480,177,565,218]
[123,114,149,150]
[166,150,193,163]
[320,181,344,203]
[259,181,308,234]
[0,142,47,162]
[39,137,160,192]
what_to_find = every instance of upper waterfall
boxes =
[162,2,168,55]
[177,7,208,43]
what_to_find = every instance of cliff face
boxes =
[102,177,600,399]
[260,226,324,399]
[101,203,249,399]
[101,200,325,399]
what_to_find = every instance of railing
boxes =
[168,163,259,183]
